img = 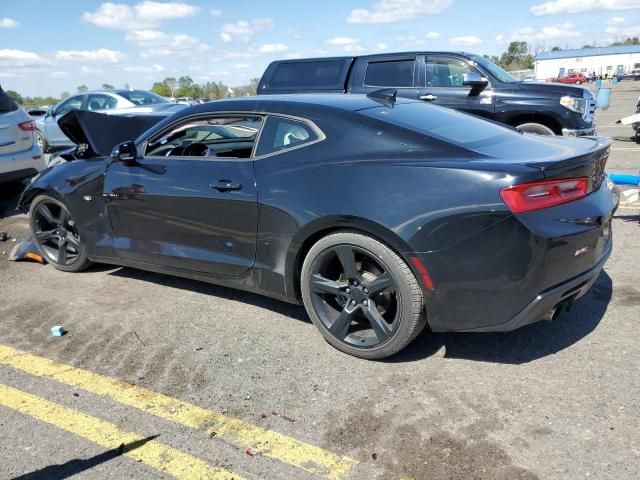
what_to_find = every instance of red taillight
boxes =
[18,120,36,132]
[500,177,589,213]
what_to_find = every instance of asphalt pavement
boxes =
[0,82,638,480]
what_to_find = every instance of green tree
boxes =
[77,85,88,92]
[163,77,177,98]
[176,76,198,97]
[102,83,115,90]
[60,91,70,99]
[611,36,640,46]
[5,90,23,104]
[551,46,562,51]
[151,82,171,97]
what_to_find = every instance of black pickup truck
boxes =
[257,52,596,136]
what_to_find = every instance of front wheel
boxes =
[301,231,427,359]
[516,122,556,136]
[30,195,92,272]
[35,130,48,153]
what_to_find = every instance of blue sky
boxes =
[1,0,640,97]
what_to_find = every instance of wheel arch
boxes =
[286,216,424,301]
[508,114,562,135]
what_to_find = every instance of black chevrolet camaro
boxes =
[19,94,617,359]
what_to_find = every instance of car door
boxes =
[102,114,262,277]
[44,94,84,146]
[349,55,422,100]
[420,55,495,119]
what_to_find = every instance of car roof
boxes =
[183,93,417,116]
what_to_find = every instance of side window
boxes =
[55,96,83,116]
[255,116,319,157]
[145,116,262,159]
[426,57,478,87]
[365,60,415,87]
[87,94,117,111]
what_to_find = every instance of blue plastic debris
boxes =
[50,326,65,337]
[608,173,640,186]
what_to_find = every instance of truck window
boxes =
[364,60,414,87]
[269,61,344,88]
[255,116,319,157]
[426,57,477,88]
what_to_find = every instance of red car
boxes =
[555,72,587,85]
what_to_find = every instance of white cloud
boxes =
[220,18,274,43]
[531,0,640,16]
[450,35,483,46]
[0,18,19,28]
[126,29,210,59]
[55,48,126,63]
[326,36,359,46]
[233,63,250,69]
[606,21,640,36]
[152,64,165,72]
[377,42,389,49]
[79,66,104,76]
[82,1,199,30]
[497,22,582,42]
[0,49,48,68]
[608,15,626,24]
[258,43,289,53]
[51,71,70,78]
[210,9,223,17]
[347,0,453,24]
[123,64,165,72]
[425,32,441,39]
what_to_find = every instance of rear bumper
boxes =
[456,242,611,332]
[0,142,45,179]
[562,127,596,137]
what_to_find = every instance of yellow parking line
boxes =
[0,384,243,480]
[0,345,356,479]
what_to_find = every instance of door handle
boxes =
[420,94,438,101]
[212,180,242,192]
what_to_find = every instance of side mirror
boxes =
[112,141,138,162]
[46,107,55,117]
[463,72,489,90]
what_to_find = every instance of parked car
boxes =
[554,72,587,85]
[620,69,640,81]
[18,93,616,359]
[35,90,185,152]
[175,97,196,105]
[0,86,45,184]
[257,52,596,136]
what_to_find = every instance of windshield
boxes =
[118,90,169,106]
[471,56,518,83]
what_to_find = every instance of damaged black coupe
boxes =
[18,94,617,359]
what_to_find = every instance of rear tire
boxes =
[30,195,92,272]
[35,130,48,153]
[301,231,427,359]
[516,122,556,136]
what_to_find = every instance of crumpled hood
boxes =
[57,110,168,157]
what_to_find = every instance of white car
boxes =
[0,88,45,184]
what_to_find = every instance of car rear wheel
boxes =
[516,122,556,136]
[301,231,426,359]
[35,130,48,153]
[30,195,92,272]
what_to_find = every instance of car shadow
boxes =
[0,180,27,219]
[389,270,613,365]
[108,266,612,365]
[107,266,310,323]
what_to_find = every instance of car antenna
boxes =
[367,88,397,107]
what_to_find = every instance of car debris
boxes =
[8,235,45,264]
[0,231,9,241]
[50,325,65,336]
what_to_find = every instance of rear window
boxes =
[360,102,515,147]
[267,60,346,89]
[365,60,415,87]
[0,89,19,114]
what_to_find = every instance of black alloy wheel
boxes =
[30,195,91,272]
[302,231,426,359]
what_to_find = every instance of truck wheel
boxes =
[576,80,582,85]
[516,123,556,136]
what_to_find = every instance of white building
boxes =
[534,45,640,80]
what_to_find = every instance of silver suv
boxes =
[0,87,45,184]
[35,89,185,151]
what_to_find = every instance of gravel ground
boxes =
[0,82,638,480]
